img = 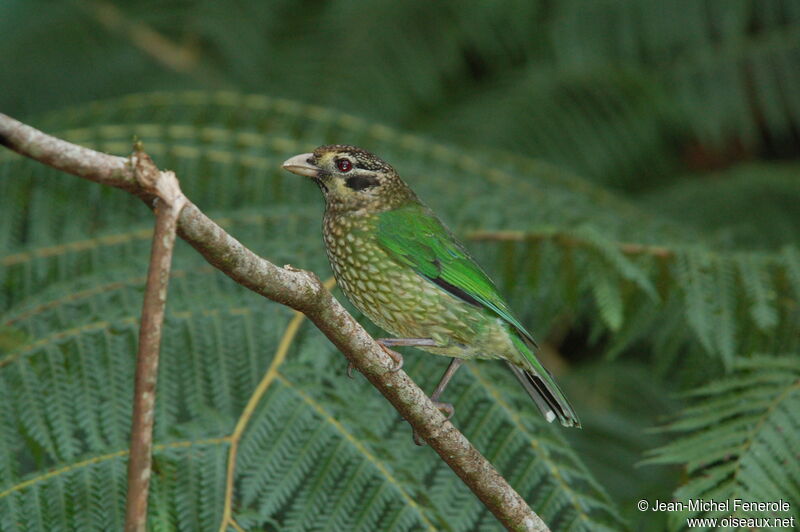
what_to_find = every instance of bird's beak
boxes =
[282,153,319,178]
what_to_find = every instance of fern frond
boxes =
[2,0,799,524]
[640,165,800,250]
[589,267,625,331]
[644,356,800,528]
[552,1,800,156]
[0,262,624,531]
[736,255,779,332]
[7,90,798,530]
[781,245,800,302]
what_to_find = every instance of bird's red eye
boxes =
[336,159,353,172]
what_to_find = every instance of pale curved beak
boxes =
[282,153,319,178]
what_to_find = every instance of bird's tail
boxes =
[508,335,581,428]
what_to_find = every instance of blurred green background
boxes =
[1,1,799,531]
[4,0,800,195]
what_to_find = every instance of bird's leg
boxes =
[345,338,435,378]
[413,358,464,446]
[378,337,437,372]
[378,338,437,347]
[429,358,463,407]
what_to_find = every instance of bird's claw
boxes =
[412,400,455,446]
[434,400,455,420]
[377,343,404,372]
[345,342,403,378]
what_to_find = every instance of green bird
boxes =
[283,145,580,430]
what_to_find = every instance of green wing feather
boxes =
[375,203,580,427]
[375,203,535,344]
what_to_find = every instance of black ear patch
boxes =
[345,175,379,191]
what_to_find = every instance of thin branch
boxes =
[81,0,229,88]
[123,149,186,532]
[0,113,549,532]
[87,0,199,74]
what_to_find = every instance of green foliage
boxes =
[645,356,800,530]
[2,89,799,529]
[1,96,632,531]
[640,166,800,250]
[4,0,800,190]
[1,0,799,529]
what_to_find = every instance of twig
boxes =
[0,113,549,532]
[80,0,228,88]
[124,148,186,532]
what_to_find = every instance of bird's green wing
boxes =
[375,203,537,347]
[376,202,580,428]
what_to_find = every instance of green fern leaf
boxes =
[0,93,628,531]
[644,356,800,529]
[736,255,779,332]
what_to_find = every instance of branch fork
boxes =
[124,146,186,532]
[131,148,186,214]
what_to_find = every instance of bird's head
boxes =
[282,145,413,212]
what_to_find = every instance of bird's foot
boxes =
[376,342,404,372]
[413,400,455,446]
[344,341,404,378]
[433,400,455,420]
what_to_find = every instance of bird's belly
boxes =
[325,233,512,360]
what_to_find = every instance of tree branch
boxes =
[0,112,549,532]
[124,149,186,532]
